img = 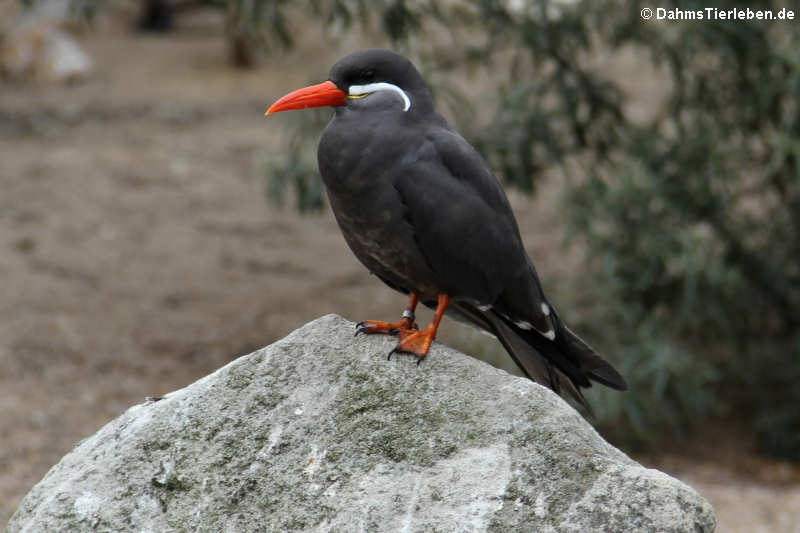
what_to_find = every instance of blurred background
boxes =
[1,0,798,530]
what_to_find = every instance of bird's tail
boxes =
[449,302,627,410]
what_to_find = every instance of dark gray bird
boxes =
[266,49,626,407]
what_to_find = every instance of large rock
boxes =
[9,314,716,532]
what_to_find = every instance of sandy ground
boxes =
[2,25,799,532]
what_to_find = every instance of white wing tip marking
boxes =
[543,329,556,340]
[541,302,550,316]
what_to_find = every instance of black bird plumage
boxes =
[270,49,627,407]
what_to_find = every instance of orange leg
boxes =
[389,294,450,362]
[355,293,419,337]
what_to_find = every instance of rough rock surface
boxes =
[9,314,716,532]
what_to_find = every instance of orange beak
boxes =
[265,80,347,115]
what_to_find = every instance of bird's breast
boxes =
[318,115,442,296]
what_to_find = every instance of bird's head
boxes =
[266,49,430,116]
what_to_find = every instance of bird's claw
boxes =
[354,321,366,337]
[354,318,416,337]
[386,347,425,365]
[386,328,432,364]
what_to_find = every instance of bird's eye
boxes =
[362,69,375,81]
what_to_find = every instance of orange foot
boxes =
[388,326,436,363]
[355,317,417,337]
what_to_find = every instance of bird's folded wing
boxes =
[390,127,553,337]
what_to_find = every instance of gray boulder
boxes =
[9,314,716,532]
